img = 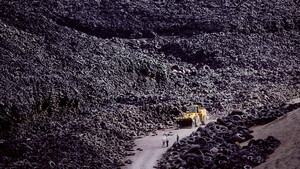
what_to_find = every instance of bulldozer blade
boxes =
[176,118,193,127]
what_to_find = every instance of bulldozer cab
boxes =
[188,106,196,113]
[184,106,198,118]
[187,105,204,113]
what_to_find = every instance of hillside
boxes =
[0,0,299,168]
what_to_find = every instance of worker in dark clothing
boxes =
[166,136,169,147]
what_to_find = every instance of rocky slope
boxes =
[0,0,299,168]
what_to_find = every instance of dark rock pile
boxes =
[158,102,300,169]
[0,0,299,168]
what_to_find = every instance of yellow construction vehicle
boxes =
[175,105,208,127]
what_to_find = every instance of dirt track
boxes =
[122,126,200,169]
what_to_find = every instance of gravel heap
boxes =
[0,0,299,168]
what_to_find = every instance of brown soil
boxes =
[242,101,300,169]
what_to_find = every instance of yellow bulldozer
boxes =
[175,105,208,127]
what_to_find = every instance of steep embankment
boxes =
[253,108,300,169]
[0,0,299,168]
[246,99,300,169]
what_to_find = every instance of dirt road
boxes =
[122,126,199,169]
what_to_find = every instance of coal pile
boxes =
[157,103,300,169]
[1,0,299,168]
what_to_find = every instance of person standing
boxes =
[166,136,169,147]
[162,134,166,147]
[177,134,179,142]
